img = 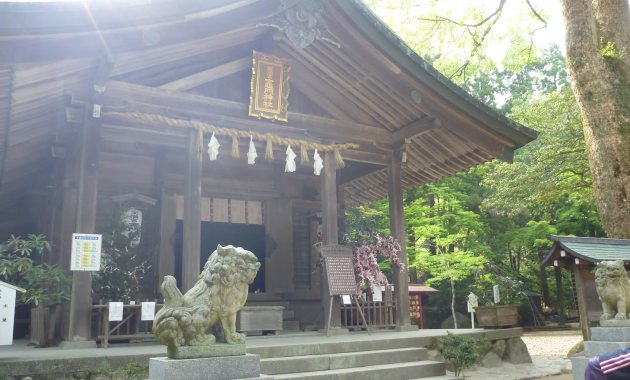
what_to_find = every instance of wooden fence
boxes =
[91,304,163,347]
[340,296,397,330]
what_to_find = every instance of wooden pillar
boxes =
[555,266,566,325]
[388,149,411,329]
[321,153,338,245]
[573,265,590,340]
[182,128,202,292]
[67,110,100,342]
[158,190,176,288]
[56,134,81,272]
[320,152,344,331]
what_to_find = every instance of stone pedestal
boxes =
[237,306,284,335]
[149,353,269,380]
[571,326,630,380]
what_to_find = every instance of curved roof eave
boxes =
[337,0,537,147]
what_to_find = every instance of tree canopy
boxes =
[350,0,612,326]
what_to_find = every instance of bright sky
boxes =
[367,0,567,64]
[3,0,567,58]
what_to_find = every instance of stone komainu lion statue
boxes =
[152,245,260,350]
[595,260,630,321]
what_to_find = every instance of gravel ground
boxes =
[522,330,583,357]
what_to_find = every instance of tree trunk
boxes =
[451,279,458,329]
[539,251,551,307]
[562,0,630,239]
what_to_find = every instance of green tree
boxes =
[407,179,488,328]
[0,234,70,307]
[561,0,630,238]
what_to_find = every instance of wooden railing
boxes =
[340,296,397,330]
[91,304,163,348]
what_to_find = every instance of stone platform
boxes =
[149,353,266,380]
[168,343,245,359]
[571,326,630,380]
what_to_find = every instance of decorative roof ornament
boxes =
[258,0,341,49]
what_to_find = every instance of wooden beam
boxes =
[159,56,251,91]
[114,27,264,76]
[391,116,439,145]
[102,80,390,145]
[343,149,388,166]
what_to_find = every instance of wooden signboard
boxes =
[324,256,358,295]
[320,245,368,334]
[249,50,290,122]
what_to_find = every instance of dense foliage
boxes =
[0,234,71,307]
[92,209,150,303]
[352,1,606,326]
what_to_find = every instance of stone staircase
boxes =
[571,326,630,380]
[249,335,457,379]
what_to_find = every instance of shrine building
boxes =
[0,0,536,343]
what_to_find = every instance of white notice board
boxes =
[0,284,17,345]
[141,302,156,321]
[109,302,124,322]
[70,233,102,271]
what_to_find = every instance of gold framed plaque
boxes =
[249,50,290,122]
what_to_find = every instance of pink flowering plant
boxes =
[347,233,405,291]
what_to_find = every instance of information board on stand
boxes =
[320,245,369,335]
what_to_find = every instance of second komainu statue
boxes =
[152,244,260,357]
[595,260,630,321]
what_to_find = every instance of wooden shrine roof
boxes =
[0,0,536,212]
[541,235,630,268]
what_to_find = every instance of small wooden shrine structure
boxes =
[0,0,535,343]
[542,235,630,340]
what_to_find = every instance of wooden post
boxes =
[321,152,338,245]
[182,128,202,292]
[158,190,176,289]
[555,266,566,325]
[67,107,100,342]
[573,265,591,341]
[320,152,345,332]
[388,149,412,329]
[57,133,81,272]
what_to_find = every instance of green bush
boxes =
[437,332,480,377]
[0,234,70,306]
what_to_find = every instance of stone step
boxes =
[282,320,301,332]
[584,341,630,356]
[410,376,459,380]
[591,326,630,342]
[570,356,588,380]
[271,360,445,380]
[261,347,427,375]
[249,336,429,359]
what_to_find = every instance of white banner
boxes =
[141,302,156,321]
[108,302,124,322]
[372,285,383,302]
[341,295,352,305]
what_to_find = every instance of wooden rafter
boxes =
[159,56,252,91]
